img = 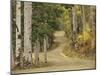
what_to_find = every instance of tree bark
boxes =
[90,6,96,48]
[72,6,77,33]
[46,35,49,49]
[11,47,15,69]
[43,36,47,63]
[90,6,95,30]
[34,38,40,66]
[24,2,32,67]
[82,6,86,42]
[16,0,22,67]
[72,6,77,48]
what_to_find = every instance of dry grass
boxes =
[63,39,96,60]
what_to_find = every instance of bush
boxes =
[63,24,96,60]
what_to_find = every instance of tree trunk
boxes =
[90,6,95,31]
[72,6,77,48]
[68,8,73,46]
[82,6,86,42]
[34,38,40,66]
[72,6,77,33]
[24,2,32,67]
[46,35,49,49]
[43,36,47,63]
[90,6,96,48]
[16,0,22,67]
[11,47,15,69]
[11,0,16,69]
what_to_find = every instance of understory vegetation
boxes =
[63,6,96,60]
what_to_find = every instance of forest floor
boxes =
[12,31,96,74]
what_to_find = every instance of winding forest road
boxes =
[12,31,95,74]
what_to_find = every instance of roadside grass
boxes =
[63,40,96,60]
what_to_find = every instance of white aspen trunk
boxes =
[33,42,36,63]
[24,2,32,65]
[16,0,21,63]
[68,8,73,45]
[90,6,95,48]
[82,6,86,42]
[43,36,47,63]
[75,6,77,33]
[90,6,95,30]
[37,38,40,62]
[90,6,93,26]
[34,42,37,65]
[72,6,77,48]
[34,38,40,66]
[11,48,15,69]
[82,6,86,29]
[72,6,76,33]
[46,35,49,49]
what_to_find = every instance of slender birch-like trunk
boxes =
[11,47,15,69]
[16,0,22,66]
[82,6,86,42]
[72,6,76,33]
[24,2,32,66]
[46,35,49,49]
[34,42,37,65]
[34,38,40,66]
[90,6,95,48]
[72,6,77,48]
[43,36,47,63]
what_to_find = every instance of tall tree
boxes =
[46,35,49,49]
[89,6,96,48]
[81,6,86,42]
[72,5,77,48]
[24,2,32,67]
[43,36,47,63]
[34,38,40,66]
[16,0,22,67]
[11,47,15,69]
[11,0,16,69]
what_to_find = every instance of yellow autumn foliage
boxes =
[77,24,92,43]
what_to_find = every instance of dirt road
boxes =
[12,31,95,74]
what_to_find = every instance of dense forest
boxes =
[11,0,96,72]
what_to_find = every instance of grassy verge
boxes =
[63,40,96,60]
